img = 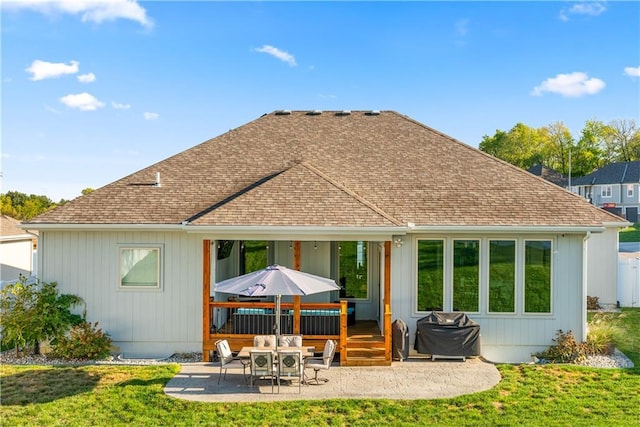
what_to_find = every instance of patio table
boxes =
[237,346,315,359]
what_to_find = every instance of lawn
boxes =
[619,223,640,242]
[2,309,639,426]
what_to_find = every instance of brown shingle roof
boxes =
[27,110,624,228]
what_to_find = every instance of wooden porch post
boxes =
[384,241,392,361]
[202,239,211,362]
[293,241,301,333]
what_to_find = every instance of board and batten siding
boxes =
[39,230,203,357]
[586,227,620,309]
[390,233,586,363]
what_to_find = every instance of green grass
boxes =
[2,309,639,426]
[619,223,640,242]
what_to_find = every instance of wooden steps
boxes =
[343,327,391,366]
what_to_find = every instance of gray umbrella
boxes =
[214,264,340,336]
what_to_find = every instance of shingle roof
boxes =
[572,161,640,186]
[27,110,624,228]
[1,215,36,238]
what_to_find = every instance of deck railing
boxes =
[203,300,348,362]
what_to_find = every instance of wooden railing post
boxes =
[340,300,348,365]
[384,241,392,362]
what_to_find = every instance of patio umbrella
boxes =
[214,264,340,336]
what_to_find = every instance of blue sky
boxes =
[1,1,639,201]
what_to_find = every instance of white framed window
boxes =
[452,239,480,312]
[416,239,445,312]
[488,240,516,314]
[627,185,634,198]
[119,245,162,289]
[523,240,552,314]
[601,185,612,198]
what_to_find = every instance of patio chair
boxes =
[249,349,276,393]
[215,339,248,384]
[276,350,304,393]
[278,334,303,348]
[304,339,336,385]
[253,335,277,348]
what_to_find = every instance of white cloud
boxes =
[559,1,607,21]
[25,59,79,80]
[531,72,605,97]
[624,66,640,77]
[77,72,96,83]
[254,45,297,67]
[111,101,131,109]
[143,112,159,120]
[5,0,153,28]
[59,92,105,110]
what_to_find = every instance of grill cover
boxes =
[414,312,481,357]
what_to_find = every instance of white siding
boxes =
[39,231,203,357]
[1,239,34,282]
[390,233,586,363]
[586,228,619,309]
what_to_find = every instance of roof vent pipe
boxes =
[154,172,161,187]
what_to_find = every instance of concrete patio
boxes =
[164,357,501,402]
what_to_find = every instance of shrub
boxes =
[535,330,587,363]
[50,321,112,360]
[0,277,84,354]
[587,296,600,310]
[585,312,624,355]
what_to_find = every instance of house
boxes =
[571,161,640,223]
[1,214,37,285]
[527,164,569,188]
[23,110,628,363]
[527,165,623,309]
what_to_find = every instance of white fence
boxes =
[618,253,640,307]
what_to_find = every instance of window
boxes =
[120,246,161,288]
[627,185,634,198]
[601,186,612,198]
[339,241,368,299]
[488,240,516,313]
[452,240,479,312]
[240,241,270,274]
[417,240,444,311]
[524,240,552,313]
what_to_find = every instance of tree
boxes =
[573,120,607,177]
[0,278,84,355]
[540,122,575,176]
[0,191,56,220]
[603,119,640,162]
[479,123,544,169]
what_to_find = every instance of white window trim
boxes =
[601,185,612,198]
[626,185,634,198]
[486,239,517,315]
[522,239,553,315]
[118,244,163,291]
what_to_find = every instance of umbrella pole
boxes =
[275,295,281,351]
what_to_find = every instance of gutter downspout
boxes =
[581,231,591,342]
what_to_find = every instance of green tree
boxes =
[572,120,607,177]
[0,278,85,355]
[603,119,640,162]
[0,191,56,220]
[479,123,544,169]
[540,122,575,175]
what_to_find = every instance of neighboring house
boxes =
[23,110,628,363]
[1,214,37,284]
[571,161,640,223]
[527,164,569,188]
[527,165,622,309]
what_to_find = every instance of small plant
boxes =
[587,295,600,310]
[50,321,112,360]
[585,312,625,355]
[535,330,587,363]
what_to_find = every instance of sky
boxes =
[1,0,639,202]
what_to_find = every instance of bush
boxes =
[585,312,624,355]
[0,277,84,354]
[535,330,587,363]
[50,321,112,360]
[587,296,600,310]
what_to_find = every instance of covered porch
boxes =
[201,240,394,366]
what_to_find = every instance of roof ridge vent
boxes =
[275,110,292,115]
[307,110,322,115]
[336,110,351,116]
[365,110,380,116]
